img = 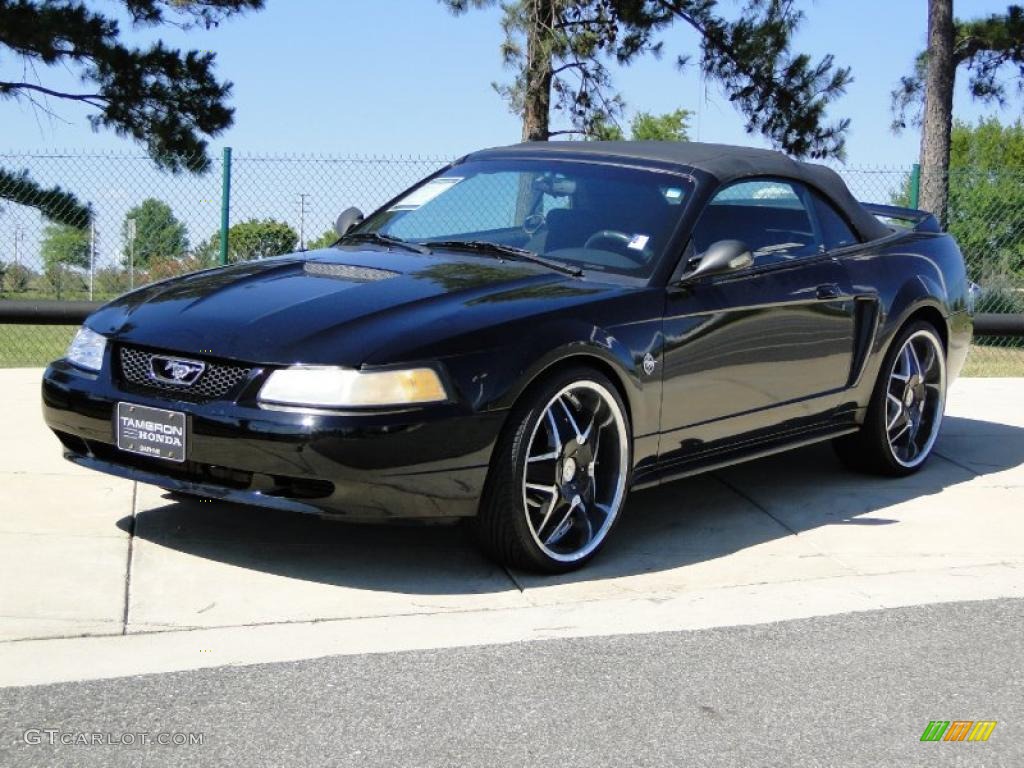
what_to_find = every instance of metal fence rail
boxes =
[1,149,1023,372]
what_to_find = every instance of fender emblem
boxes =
[642,353,657,376]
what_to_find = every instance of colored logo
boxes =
[920,721,997,742]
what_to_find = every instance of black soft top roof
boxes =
[467,141,891,242]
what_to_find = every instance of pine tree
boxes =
[892,3,1024,222]
[0,1,264,225]
[440,0,852,158]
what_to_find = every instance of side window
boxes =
[812,192,860,251]
[692,179,822,266]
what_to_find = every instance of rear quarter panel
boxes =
[840,230,972,415]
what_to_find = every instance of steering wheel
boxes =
[584,229,647,265]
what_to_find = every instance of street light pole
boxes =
[298,193,309,251]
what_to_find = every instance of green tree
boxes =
[199,219,298,264]
[893,3,1024,222]
[948,119,1024,288]
[0,1,264,226]
[40,223,90,299]
[441,1,851,158]
[122,198,188,269]
[591,108,692,141]
[41,224,90,271]
[306,229,339,251]
[895,118,1024,287]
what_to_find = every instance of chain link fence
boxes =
[0,150,1021,373]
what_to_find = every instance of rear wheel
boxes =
[834,321,947,476]
[474,367,632,573]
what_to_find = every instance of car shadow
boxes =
[117,415,1024,595]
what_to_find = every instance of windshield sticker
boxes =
[664,187,683,200]
[389,177,463,211]
[628,234,650,251]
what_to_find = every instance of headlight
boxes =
[66,327,107,371]
[258,366,448,408]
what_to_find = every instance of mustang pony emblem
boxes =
[149,356,205,386]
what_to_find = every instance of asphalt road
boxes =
[2,598,1021,768]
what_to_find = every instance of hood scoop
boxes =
[303,262,399,282]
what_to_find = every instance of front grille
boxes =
[118,346,253,402]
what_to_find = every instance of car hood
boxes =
[87,246,620,366]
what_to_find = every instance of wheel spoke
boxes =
[559,396,584,443]
[890,419,911,443]
[545,496,581,546]
[525,482,557,500]
[527,450,559,463]
[891,348,911,382]
[545,408,563,454]
[579,396,604,445]
[907,340,923,378]
[534,494,562,539]
[886,393,903,430]
[922,344,938,379]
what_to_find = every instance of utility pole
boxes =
[126,217,137,290]
[13,227,23,268]
[88,204,96,301]
[298,193,309,251]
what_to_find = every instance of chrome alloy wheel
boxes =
[521,381,629,563]
[885,329,946,468]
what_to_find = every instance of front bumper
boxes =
[42,359,505,520]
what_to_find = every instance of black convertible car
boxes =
[43,142,974,572]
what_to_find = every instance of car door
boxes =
[658,178,859,466]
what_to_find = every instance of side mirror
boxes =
[334,207,365,237]
[681,239,753,282]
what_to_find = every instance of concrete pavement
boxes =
[1,370,1022,686]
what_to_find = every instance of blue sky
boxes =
[2,0,1020,168]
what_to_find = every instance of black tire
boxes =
[473,366,633,573]
[834,320,947,476]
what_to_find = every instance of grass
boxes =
[2,324,1023,375]
[0,325,78,368]
[0,289,122,302]
[962,344,1024,377]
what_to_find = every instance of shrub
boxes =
[0,262,36,293]
[94,266,132,297]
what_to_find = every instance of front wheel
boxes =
[834,321,947,476]
[474,367,632,573]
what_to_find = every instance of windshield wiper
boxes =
[340,231,431,255]
[425,240,582,277]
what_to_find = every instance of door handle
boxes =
[816,283,841,300]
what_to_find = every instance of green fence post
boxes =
[219,146,232,266]
[909,163,921,209]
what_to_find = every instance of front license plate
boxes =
[115,403,187,463]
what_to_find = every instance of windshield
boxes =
[357,158,694,278]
